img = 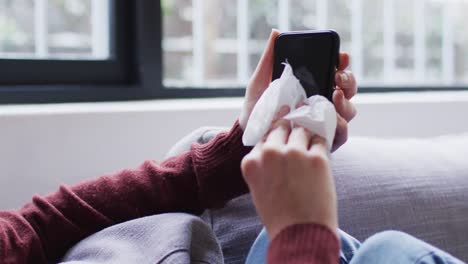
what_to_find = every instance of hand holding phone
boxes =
[272,30,340,101]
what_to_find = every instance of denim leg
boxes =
[245,227,362,264]
[349,231,465,264]
[245,228,269,264]
[339,229,361,263]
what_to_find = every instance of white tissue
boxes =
[242,63,337,150]
[283,96,337,150]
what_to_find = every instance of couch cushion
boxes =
[167,129,468,263]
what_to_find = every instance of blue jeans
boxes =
[246,228,465,264]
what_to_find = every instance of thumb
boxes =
[240,29,281,130]
[249,29,280,91]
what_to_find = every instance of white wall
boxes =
[1,91,468,209]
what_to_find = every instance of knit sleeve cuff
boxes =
[267,223,340,264]
[191,120,252,208]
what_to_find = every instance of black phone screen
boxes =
[272,31,340,101]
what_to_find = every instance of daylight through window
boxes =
[0,0,110,60]
[163,0,468,88]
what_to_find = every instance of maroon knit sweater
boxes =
[0,121,339,264]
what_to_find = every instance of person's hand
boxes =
[241,119,338,240]
[238,30,358,152]
[238,29,281,131]
[332,53,358,152]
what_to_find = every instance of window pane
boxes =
[327,1,351,58]
[48,0,91,58]
[454,1,468,84]
[163,0,468,89]
[162,0,193,85]
[362,0,384,83]
[425,0,444,83]
[290,0,316,31]
[394,0,415,84]
[249,0,278,81]
[0,0,35,57]
[203,1,237,84]
[163,0,238,87]
[0,0,110,60]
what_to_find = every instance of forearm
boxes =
[0,121,250,263]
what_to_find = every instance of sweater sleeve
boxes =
[267,223,340,264]
[0,121,251,264]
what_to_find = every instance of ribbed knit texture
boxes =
[191,122,251,208]
[267,223,340,264]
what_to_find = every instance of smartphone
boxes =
[272,30,340,102]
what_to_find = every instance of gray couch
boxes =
[166,128,468,263]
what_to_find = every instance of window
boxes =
[163,0,468,90]
[0,0,135,103]
[0,0,109,60]
[0,0,131,87]
[0,0,467,104]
